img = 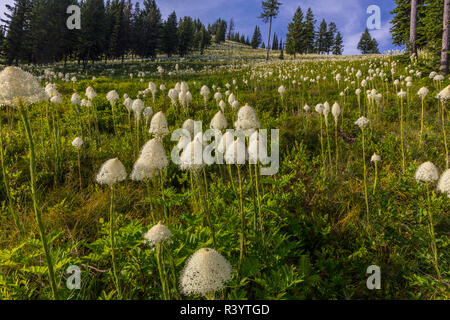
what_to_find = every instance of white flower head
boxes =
[437,169,450,197]
[71,93,81,105]
[210,111,228,130]
[331,102,341,124]
[96,158,127,185]
[106,90,120,105]
[415,161,439,183]
[149,111,169,138]
[371,153,381,163]
[144,221,172,247]
[72,137,84,149]
[355,116,370,130]
[417,87,429,98]
[234,104,260,132]
[0,66,48,107]
[131,138,168,181]
[179,248,232,297]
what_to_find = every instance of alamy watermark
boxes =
[67,5,81,30]
[366,5,381,30]
[366,265,381,290]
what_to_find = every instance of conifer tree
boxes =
[162,11,178,57]
[332,31,344,55]
[303,7,316,54]
[251,25,262,49]
[259,0,282,60]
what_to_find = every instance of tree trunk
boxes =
[440,0,450,75]
[409,0,418,56]
[266,17,272,61]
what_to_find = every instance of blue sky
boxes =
[0,0,403,54]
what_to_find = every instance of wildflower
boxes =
[0,66,47,106]
[415,161,439,182]
[72,137,84,149]
[149,111,169,138]
[437,85,450,102]
[303,104,310,112]
[331,102,340,124]
[418,87,429,98]
[85,86,97,100]
[210,111,228,130]
[180,138,204,171]
[182,119,195,137]
[179,248,232,298]
[96,158,127,185]
[71,93,81,105]
[371,153,381,163]
[106,90,119,105]
[132,99,145,120]
[144,221,172,247]
[143,107,154,125]
[234,104,260,133]
[131,138,168,181]
[219,100,226,112]
[437,169,450,197]
[355,116,369,130]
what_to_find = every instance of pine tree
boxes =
[332,31,344,55]
[285,7,304,57]
[303,7,316,54]
[79,0,107,64]
[259,0,282,60]
[162,11,178,57]
[200,25,211,54]
[315,19,328,54]
[357,28,379,54]
[227,18,235,40]
[251,25,262,49]
[215,20,227,43]
[325,22,337,54]
[178,16,195,56]
[136,0,162,59]
[2,0,32,65]
[272,33,278,50]
[261,42,265,49]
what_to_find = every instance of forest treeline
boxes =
[0,0,252,65]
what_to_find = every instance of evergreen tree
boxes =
[178,16,195,56]
[251,25,262,49]
[261,42,265,49]
[279,40,284,59]
[259,0,282,60]
[79,0,107,64]
[136,0,162,59]
[357,28,380,54]
[227,18,235,40]
[162,11,178,57]
[200,25,211,54]
[240,34,246,44]
[285,6,304,57]
[332,31,344,55]
[216,20,227,43]
[272,33,278,50]
[325,22,337,54]
[2,0,32,65]
[316,19,328,54]
[303,7,316,54]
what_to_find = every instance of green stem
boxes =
[109,184,121,299]
[237,165,245,278]
[19,105,58,299]
[362,129,370,226]
[426,182,441,280]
